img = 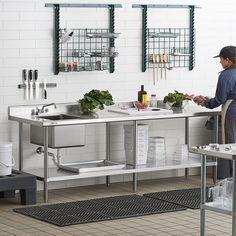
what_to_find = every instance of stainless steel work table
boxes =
[9,103,220,202]
[189,145,236,236]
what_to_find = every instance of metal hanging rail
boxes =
[45,3,122,8]
[132,4,200,9]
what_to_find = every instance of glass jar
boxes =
[149,94,157,107]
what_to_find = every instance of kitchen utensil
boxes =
[86,32,120,39]
[22,69,28,100]
[28,69,33,100]
[152,53,156,85]
[42,80,47,99]
[149,32,179,38]
[34,69,39,99]
[155,54,159,82]
[159,54,164,80]
[60,29,74,44]
[163,54,168,80]
[171,52,191,56]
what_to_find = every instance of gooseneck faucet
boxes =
[41,103,57,113]
[34,103,57,115]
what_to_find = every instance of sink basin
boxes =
[31,113,85,148]
[38,114,79,120]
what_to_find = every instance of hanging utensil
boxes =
[151,37,158,85]
[152,53,156,85]
[28,69,33,100]
[42,80,47,99]
[22,69,28,100]
[155,54,159,83]
[159,54,164,80]
[163,54,168,80]
[34,69,39,100]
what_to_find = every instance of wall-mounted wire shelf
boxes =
[132,4,197,72]
[147,28,193,69]
[45,3,121,74]
[59,28,119,72]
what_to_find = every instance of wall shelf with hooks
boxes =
[45,3,122,75]
[132,4,199,72]
[147,27,192,69]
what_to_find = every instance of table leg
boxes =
[43,127,49,203]
[133,173,137,192]
[19,122,23,171]
[133,120,137,192]
[185,117,189,178]
[200,154,206,236]
[214,115,219,143]
[232,160,236,235]
[212,115,219,183]
[106,123,111,187]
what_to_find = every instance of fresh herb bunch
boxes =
[79,89,114,114]
[163,90,193,107]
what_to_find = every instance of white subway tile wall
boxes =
[0,0,233,189]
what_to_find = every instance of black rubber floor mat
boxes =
[143,188,212,209]
[13,194,186,226]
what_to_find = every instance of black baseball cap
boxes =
[213,46,236,58]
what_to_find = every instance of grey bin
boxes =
[30,125,85,148]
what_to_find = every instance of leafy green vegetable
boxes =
[79,89,114,114]
[163,90,192,107]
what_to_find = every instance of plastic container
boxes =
[124,124,149,165]
[173,144,189,161]
[149,94,157,107]
[0,142,14,176]
[147,136,166,163]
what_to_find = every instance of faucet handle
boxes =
[31,107,40,115]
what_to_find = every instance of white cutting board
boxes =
[108,107,173,116]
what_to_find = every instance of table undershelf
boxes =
[25,157,216,183]
[203,202,232,215]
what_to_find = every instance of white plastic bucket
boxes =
[0,142,14,176]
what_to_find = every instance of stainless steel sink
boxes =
[31,113,85,148]
[38,114,79,120]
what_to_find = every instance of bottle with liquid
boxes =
[138,85,146,102]
[142,91,147,103]
[149,94,157,107]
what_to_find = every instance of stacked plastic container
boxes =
[124,124,149,165]
[147,136,166,164]
[209,177,233,208]
[173,144,189,161]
